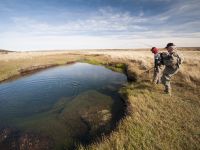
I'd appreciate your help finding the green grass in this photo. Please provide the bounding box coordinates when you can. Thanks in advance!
[78,79,200,150]
[81,58,103,66]
[81,58,126,73]
[106,63,126,73]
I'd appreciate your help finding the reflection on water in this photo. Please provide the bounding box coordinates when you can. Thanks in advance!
[0,63,127,149]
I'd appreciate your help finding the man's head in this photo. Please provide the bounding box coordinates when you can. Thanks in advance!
[165,43,176,53]
[151,47,158,54]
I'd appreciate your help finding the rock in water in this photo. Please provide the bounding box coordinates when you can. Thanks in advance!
[0,127,54,150]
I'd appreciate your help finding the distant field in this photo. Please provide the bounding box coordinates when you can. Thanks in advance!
[0,49,13,53]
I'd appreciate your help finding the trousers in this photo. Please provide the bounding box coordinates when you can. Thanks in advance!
[153,66,162,84]
[161,66,179,93]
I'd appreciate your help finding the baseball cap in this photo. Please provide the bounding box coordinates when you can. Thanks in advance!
[165,43,175,48]
[151,47,158,53]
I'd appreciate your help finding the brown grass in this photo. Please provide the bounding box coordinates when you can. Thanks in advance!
[0,51,85,82]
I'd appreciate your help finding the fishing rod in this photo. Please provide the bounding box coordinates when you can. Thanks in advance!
[138,42,154,48]
[139,67,154,76]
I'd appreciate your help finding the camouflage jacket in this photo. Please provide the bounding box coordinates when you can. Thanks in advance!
[154,53,162,68]
[162,51,183,69]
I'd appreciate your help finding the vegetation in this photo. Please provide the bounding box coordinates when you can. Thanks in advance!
[0,49,13,53]
[78,49,200,150]
[0,49,200,150]
[79,81,200,149]
[81,58,126,73]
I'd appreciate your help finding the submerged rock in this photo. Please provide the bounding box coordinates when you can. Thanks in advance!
[13,90,115,149]
[0,127,54,150]
[61,90,113,138]
[80,109,112,136]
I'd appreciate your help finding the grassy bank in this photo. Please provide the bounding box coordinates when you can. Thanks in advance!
[1,50,200,149]
[0,52,82,82]
[0,52,126,83]
[78,51,200,150]
[79,81,200,149]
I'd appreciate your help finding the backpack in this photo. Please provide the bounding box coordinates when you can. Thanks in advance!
[160,52,167,65]
[173,52,183,67]
[160,51,183,67]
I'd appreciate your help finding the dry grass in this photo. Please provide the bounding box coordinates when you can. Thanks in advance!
[83,48,200,85]
[1,48,200,150]
[78,48,200,150]
[79,81,200,150]
[0,51,85,82]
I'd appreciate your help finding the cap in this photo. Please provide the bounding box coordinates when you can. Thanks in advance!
[151,47,158,54]
[165,43,175,48]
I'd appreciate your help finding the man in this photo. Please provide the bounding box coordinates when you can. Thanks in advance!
[161,43,183,95]
[151,47,163,84]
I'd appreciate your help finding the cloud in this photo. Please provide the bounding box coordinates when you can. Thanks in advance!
[1,32,199,51]
[5,3,200,38]
[0,1,200,50]
[8,8,148,35]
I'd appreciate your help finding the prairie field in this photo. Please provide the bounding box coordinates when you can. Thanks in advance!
[0,48,200,150]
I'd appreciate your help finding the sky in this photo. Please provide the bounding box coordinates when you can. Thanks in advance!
[0,0,200,51]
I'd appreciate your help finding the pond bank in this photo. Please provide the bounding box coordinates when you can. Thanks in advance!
[0,56,133,150]
[2,51,199,150]
[0,54,136,121]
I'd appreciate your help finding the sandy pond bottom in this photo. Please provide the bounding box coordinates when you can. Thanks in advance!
[0,63,127,150]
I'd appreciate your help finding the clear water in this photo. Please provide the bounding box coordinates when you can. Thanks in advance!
[0,63,127,149]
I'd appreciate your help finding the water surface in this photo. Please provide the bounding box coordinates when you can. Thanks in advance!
[0,63,127,149]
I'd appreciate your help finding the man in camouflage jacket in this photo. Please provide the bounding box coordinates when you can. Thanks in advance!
[161,43,183,95]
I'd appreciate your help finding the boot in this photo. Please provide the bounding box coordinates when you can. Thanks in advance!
[164,88,172,96]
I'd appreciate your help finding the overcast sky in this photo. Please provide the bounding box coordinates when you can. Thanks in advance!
[0,0,200,51]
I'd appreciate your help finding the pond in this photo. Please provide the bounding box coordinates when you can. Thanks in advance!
[0,63,127,150]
